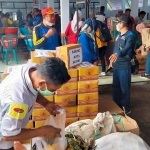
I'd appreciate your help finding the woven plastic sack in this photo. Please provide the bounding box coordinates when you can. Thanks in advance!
[95,132,150,150]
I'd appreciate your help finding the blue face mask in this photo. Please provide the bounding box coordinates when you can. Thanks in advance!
[37,82,54,96]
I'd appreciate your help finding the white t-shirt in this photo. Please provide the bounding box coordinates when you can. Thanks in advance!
[0,63,38,149]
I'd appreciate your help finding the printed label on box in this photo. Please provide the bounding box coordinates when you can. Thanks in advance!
[69,47,82,67]
[35,50,49,57]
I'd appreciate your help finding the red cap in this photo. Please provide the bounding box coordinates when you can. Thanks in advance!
[41,7,54,16]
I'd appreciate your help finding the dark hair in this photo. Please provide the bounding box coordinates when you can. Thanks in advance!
[125,8,131,12]
[100,6,105,11]
[26,13,32,19]
[38,57,71,85]
[5,13,10,18]
[139,11,146,16]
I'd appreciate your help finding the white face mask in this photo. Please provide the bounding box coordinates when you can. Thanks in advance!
[116,24,120,32]
[46,21,54,26]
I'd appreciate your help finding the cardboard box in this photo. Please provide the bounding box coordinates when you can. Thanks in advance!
[77,104,98,117]
[54,94,77,107]
[31,50,54,64]
[68,68,78,82]
[78,116,96,120]
[55,82,77,95]
[136,54,146,70]
[44,95,54,102]
[114,115,140,136]
[32,108,50,121]
[34,102,43,108]
[78,80,98,93]
[99,96,124,115]
[25,120,34,129]
[63,106,77,117]
[77,62,99,81]
[78,92,98,105]
[56,44,82,69]
[20,139,31,144]
[35,120,45,128]
[65,117,79,127]
[2,65,22,79]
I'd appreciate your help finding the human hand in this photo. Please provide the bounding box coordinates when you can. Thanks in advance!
[109,53,119,63]
[93,60,99,66]
[40,125,61,139]
[45,102,63,116]
[45,28,56,38]
[14,141,26,150]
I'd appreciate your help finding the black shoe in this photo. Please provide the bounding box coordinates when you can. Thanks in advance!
[140,73,150,79]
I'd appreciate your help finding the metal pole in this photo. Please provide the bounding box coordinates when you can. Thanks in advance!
[77,2,79,37]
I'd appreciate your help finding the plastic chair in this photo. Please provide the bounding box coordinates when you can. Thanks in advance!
[24,35,35,59]
[1,34,18,65]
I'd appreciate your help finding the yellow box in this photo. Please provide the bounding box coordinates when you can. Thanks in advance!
[32,108,50,121]
[68,68,78,82]
[44,95,54,102]
[34,102,43,108]
[77,104,98,117]
[77,62,99,81]
[78,92,99,105]
[31,50,54,64]
[54,94,77,107]
[78,80,98,93]
[20,139,31,144]
[63,106,77,118]
[56,44,82,69]
[55,82,77,95]
[65,117,78,127]
[25,120,34,129]
[35,120,45,128]
[79,116,96,120]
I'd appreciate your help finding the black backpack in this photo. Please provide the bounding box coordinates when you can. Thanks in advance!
[97,21,112,42]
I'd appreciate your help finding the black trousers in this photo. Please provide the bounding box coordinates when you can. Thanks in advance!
[99,46,106,72]
[0,147,14,150]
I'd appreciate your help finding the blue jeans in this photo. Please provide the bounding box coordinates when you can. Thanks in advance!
[146,52,150,75]
[113,68,131,111]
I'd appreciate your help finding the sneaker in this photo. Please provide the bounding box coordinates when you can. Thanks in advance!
[140,73,150,79]
[99,72,106,76]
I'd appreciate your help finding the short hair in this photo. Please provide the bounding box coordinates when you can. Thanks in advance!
[100,6,105,11]
[38,57,71,85]
[125,8,131,12]
[139,11,146,15]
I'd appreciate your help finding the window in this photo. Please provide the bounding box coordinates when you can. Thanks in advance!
[14,3,26,8]
[2,3,13,8]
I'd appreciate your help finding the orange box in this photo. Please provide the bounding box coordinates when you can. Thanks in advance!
[55,82,77,95]
[63,106,77,118]
[78,80,98,93]
[25,120,34,129]
[65,117,78,127]
[54,94,77,107]
[31,50,54,64]
[78,116,96,120]
[77,104,98,117]
[78,92,98,105]
[32,108,50,121]
[68,68,78,82]
[35,120,45,128]
[56,44,82,69]
[77,62,99,81]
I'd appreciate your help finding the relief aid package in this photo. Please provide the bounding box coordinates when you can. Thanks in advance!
[32,109,67,150]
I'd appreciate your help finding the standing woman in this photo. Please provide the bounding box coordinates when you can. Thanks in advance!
[65,10,83,44]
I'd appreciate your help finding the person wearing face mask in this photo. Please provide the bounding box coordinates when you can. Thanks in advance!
[33,7,62,50]
[0,57,71,150]
[109,15,136,115]
[78,18,99,65]
[134,11,146,27]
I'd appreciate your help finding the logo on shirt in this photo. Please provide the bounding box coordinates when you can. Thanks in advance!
[9,103,28,119]
[13,108,24,113]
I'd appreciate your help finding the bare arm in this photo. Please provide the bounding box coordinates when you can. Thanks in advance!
[2,128,43,141]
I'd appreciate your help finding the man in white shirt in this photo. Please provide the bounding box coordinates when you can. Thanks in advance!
[0,57,71,150]
[134,11,146,26]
